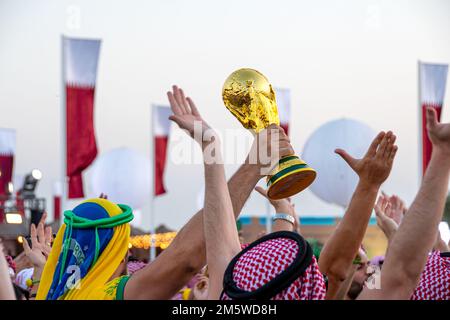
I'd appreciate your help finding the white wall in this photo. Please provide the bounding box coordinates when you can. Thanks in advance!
[1,0,449,230]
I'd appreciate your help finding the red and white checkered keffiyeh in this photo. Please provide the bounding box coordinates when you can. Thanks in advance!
[411,251,450,300]
[222,237,326,300]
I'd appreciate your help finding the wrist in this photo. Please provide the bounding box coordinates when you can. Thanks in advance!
[241,161,263,181]
[275,206,294,215]
[357,179,381,193]
[430,148,450,169]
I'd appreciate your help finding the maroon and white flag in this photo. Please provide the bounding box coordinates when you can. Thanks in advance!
[153,105,171,196]
[0,129,15,223]
[275,88,291,136]
[419,62,448,174]
[0,129,15,196]
[63,37,101,198]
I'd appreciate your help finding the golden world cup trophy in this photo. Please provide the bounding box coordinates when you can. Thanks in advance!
[222,68,316,200]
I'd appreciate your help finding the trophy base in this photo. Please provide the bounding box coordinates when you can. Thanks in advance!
[266,155,316,200]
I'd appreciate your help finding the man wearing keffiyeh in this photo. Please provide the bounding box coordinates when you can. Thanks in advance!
[167,84,328,300]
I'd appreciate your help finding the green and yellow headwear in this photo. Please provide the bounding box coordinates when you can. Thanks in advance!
[37,198,133,300]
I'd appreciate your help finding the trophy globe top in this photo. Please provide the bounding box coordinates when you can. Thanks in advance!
[222,68,280,133]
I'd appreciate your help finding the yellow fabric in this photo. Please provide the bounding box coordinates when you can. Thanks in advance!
[181,288,192,300]
[36,198,131,300]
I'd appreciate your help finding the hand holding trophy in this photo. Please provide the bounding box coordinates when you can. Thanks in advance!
[222,68,316,200]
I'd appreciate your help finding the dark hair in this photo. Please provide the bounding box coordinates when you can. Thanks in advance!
[13,283,30,300]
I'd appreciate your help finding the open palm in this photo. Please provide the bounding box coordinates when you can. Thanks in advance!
[335,131,398,187]
[22,212,52,268]
[426,107,450,154]
[167,85,210,143]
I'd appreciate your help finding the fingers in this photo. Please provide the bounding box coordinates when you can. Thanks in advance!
[178,87,192,114]
[389,145,398,163]
[172,85,190,114]
[30,224,40,250]
[376,131,392,158]
[186,97,200,116]
[39,212,47,226]
[22,236,31,254]
[37,221,45,245]
[255,186,269,199]
[335,148,356,169]
[426,107,439,131]
[383,133,396,158]
[167,91,183,115]
[168,115,183,128]
[365,131,385,157]
[279,141,295,158]
[44,226,52,245]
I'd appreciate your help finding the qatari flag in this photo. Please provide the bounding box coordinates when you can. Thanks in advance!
[0,129,15,195]
[419,62,448,174]
[63,37,101,198]
[153,105,172,196]
[0,129,15,223]
[275,88,291,136]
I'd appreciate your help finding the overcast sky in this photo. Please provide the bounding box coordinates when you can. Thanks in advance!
[1,0,450,230]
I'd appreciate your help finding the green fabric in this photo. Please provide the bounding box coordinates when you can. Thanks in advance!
[115,275,131,300]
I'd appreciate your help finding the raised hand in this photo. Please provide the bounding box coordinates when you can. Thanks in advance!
[167,85,212,145]
[246,124,294,176]
[374,194,399,241]
[22,212,52,269]
[192,275,209,300]
[426,107,450,155]
[255,186,294,214]
[255,186,299,232]
[335,131,397,187]
[382,192,406,225]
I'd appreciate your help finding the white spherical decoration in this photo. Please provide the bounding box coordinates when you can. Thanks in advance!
[302,119,376,208]
[89,148,151,210]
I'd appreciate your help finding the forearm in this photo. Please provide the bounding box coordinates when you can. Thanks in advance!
[381,150,450,296]
[29,267,43,299]
[204,156,241,299]
[0,253,15,300]
[332,264,357,300]
[319,180,378,282]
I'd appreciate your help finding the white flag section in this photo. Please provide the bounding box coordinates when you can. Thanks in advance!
[419,62,448,174]
[274,88,291,135]
[64,37,101,87]
[420,63,448,105]
[153,105,172,196]
[0,128,16,196]
[63,37,101,198]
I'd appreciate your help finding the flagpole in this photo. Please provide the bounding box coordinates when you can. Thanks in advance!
[60,35,67,222]
[150,104,156,261]
[265,198,272,233]
[418,60,422,187]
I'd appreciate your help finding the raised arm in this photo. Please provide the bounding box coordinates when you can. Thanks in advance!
[202,131,241,299]
[125,86,293,299]
[359,107,450,299]
[0,239,15,300]
[318,131,397,299]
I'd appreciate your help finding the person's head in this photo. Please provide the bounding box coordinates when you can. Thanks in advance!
[221,231,326,300]
[347,247,370,300]
[36,198,133,300]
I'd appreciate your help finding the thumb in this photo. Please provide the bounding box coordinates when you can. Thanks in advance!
[22,237,31,253]
[426,107,439,131]
[169,115,183,128]
[335,149,356,168]
[255,186,268,198]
